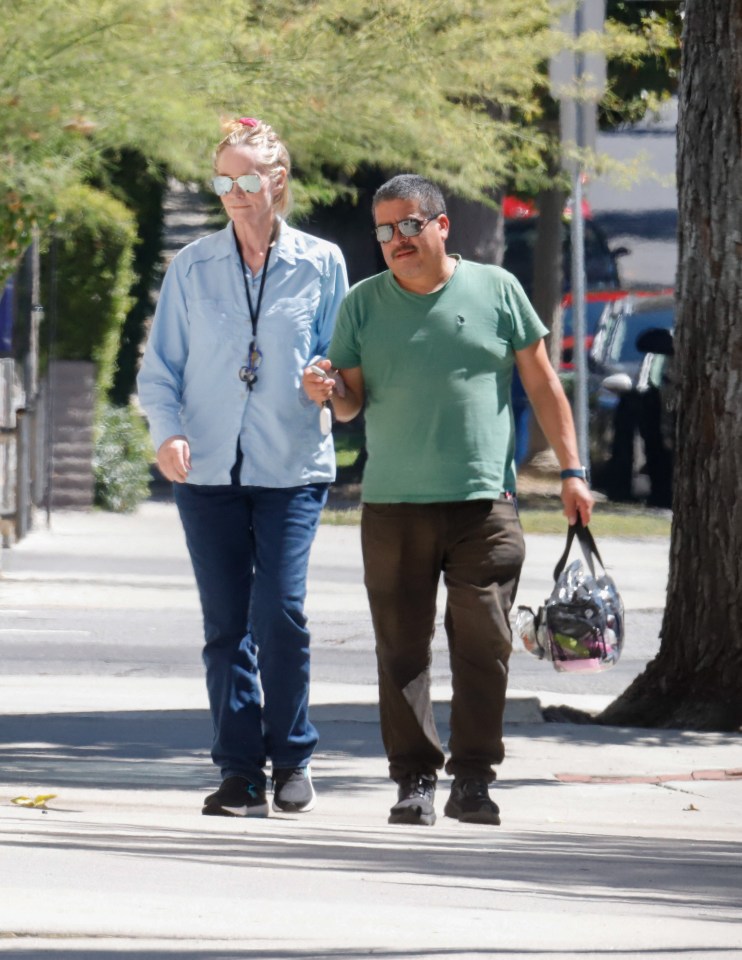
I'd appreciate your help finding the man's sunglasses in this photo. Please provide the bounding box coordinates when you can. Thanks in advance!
[212,174,262,197]
[374,213,444,244]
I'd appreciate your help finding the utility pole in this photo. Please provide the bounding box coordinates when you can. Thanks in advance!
[549,0,606,475]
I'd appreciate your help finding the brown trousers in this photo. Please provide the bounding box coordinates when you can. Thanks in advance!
[361,499,525,783]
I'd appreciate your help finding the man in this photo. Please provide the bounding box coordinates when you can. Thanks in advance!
[303,174,593,827]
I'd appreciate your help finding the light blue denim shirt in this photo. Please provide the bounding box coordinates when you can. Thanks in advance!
[137,219,348,487]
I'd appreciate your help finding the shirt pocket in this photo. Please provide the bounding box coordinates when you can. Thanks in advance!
[188,299,249,348]
[260,296,318,355]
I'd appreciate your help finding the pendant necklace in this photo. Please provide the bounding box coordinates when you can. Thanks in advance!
[236,220,278,390]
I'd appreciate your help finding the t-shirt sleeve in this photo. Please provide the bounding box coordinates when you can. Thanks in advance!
[501,273,549,350]
[312,244,349,358]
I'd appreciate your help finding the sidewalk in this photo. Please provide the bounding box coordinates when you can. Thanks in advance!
[0,503,740,959]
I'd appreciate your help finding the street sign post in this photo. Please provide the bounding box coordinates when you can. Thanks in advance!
[549,0,606,476]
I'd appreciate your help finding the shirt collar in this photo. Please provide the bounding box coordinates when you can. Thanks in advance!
[271,218,298,265]
[215,218,298,266]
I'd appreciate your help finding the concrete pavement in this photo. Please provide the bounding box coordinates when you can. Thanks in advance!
[0,502,740,959]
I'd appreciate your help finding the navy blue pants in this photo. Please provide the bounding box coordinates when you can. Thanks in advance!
[174,482,328,788]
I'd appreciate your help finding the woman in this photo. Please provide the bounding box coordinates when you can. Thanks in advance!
[137,117,348,817]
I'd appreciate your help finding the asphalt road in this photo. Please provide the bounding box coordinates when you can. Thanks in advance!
[0,604,663,693]
[0,511,669,701]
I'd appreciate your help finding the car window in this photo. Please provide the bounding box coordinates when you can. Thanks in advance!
[589,302,623,362]
[562,298,616,339]
[503,217,621,294]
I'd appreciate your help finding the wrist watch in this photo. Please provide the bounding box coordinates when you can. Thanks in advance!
[560,467,587,481]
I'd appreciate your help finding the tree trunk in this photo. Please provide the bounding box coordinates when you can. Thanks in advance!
[599,0,742,731]
[444,192,505,265]
[526,184,567,459]
[530,186,566,370]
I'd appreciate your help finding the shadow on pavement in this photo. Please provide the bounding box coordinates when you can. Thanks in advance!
[0,702,736,792]
[1,819,740,920]
[3,705,742,955]
[0,705,387,791]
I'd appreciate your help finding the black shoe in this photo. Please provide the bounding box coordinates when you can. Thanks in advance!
[272,766,316,813]
[444,778,501,825]
[388,774,437,826]
[202,776,268,817]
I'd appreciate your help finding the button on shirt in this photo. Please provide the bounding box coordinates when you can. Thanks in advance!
[137,220,348,487]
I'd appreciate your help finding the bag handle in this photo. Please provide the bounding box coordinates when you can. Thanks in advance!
[552,517,606,582]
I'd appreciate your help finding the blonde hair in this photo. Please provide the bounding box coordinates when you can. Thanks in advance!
[215,117,292,216]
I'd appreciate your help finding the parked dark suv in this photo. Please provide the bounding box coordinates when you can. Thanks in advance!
[588,294,675,506]
[502,216,628,298]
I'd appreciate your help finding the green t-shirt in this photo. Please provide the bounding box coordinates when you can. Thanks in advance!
[329,258,548,503]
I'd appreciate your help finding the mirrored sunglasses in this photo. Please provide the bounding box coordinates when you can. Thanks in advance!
[212,174,262,197]
[374,213,443,244]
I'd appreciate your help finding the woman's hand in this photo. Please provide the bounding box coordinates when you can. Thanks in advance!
[157,435,191,483]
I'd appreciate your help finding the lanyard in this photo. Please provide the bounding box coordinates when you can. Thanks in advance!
[236,222,277,339]
[235,222,278,389]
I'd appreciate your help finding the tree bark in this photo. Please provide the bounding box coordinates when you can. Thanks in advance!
[526,185,567,459]
[444,192,505,266]
[599,0,742,731]
[530,186,566,370]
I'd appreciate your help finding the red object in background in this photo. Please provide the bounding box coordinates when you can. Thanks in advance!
[561,289,636,310]
[502,195,538,219]
[503,195,592,220]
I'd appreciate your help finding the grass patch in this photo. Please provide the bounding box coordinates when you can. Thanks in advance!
[520,506,671,537]
[322,500,671,537]
[334,433,363,469]
[322,506,362,525]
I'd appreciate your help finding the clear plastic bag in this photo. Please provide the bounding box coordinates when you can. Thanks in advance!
[516,523,624,673]
[514,605,551,660]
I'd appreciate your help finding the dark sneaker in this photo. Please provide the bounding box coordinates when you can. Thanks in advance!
[388,774,436,826]
[202,776,268,817]
[444,778,501,825]
[272,766,316,813]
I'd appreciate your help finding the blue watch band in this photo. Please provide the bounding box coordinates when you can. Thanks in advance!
[560,467,587,481]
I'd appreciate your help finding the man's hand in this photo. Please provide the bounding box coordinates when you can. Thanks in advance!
[157,435,191,483]
[302,358,341,407]
[561,477,595,527]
